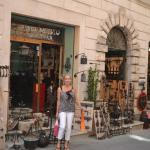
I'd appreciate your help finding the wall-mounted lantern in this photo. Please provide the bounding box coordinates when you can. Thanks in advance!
[80,55,87,64]
[75,53,87,64]
[81,72,86,82]
[74,70,88,82]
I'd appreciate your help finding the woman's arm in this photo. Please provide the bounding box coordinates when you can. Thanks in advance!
[56,87,61,118]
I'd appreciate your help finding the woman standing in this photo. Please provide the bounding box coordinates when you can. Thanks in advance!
[55,74,81,150]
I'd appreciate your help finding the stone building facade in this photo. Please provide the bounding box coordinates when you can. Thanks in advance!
[0,0,150,148]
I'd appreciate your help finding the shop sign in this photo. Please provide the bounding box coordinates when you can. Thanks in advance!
[11,23,64,43]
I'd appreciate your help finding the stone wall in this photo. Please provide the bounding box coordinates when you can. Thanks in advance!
[6,0,150,111]
[0,0,11,149]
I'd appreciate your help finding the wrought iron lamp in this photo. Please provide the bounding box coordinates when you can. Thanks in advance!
[75,53,87,64]
[81,72,86,82]
[74,70,88,82]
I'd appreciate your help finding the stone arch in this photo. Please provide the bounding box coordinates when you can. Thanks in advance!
[97,7,140,83]
[106,26,127,50]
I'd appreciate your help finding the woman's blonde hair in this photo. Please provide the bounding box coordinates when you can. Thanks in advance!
[62,74,72,80]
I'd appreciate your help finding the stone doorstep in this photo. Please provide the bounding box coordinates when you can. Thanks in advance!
[71,121,144,136]
[71,130,88,136]
[130,121,144,132]
[17,121,143,138]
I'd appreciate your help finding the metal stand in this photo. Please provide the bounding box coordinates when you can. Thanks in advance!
[49,107,57,144]
[6,102,26,150]
[46,86,57,144]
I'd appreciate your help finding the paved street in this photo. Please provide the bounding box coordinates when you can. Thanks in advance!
[35,129,150,150]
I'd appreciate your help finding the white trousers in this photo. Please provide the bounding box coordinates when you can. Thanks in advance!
[57,112,74,141]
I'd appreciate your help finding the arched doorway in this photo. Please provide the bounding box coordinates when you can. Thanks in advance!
[98,8,140,132]
[104,26,132,124]
[106,26,127,81]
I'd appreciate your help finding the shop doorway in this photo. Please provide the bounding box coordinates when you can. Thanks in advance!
[10,41,63,112]
[9,14,66,114]
[104,26,129,121]
[9,14,76,118]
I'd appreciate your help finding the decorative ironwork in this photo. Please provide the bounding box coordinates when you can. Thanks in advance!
[64,57,71,73]
[74,70,88,82]
[106,57,124,75]
[80,55,87,64]
[75,53,87,64]
[0,65,9,77]
[105,50,126,80]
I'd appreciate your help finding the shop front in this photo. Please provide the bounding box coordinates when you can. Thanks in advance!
[1,14,77,149]
[9,14,76,112]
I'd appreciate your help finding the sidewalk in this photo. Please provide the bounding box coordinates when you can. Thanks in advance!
[6,129,150,150]
[36,129,150,150]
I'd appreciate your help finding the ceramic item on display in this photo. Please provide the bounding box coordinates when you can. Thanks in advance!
[96,119,99,127]
[24,137,39,150]
[7,118,18,131]
[95,111,98,118]
[38,131,49,148]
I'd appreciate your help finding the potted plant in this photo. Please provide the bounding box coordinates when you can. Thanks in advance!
[87,67,99,108]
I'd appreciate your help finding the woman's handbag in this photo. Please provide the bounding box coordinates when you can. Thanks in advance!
[53,119,59,137]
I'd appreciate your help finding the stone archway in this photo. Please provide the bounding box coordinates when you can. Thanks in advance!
[107,26,127,50]
[97,7,140,83]
[106,26,127,81]
[97,7,140,114]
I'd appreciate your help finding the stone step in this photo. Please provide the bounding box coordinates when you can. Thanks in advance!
[147,101,150,110]
[130,121,144,132]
